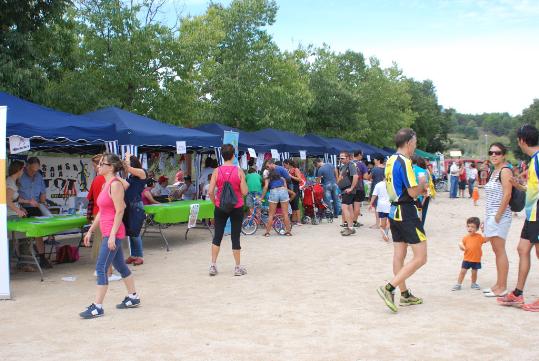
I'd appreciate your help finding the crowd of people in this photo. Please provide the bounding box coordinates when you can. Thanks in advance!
[6,124,539,318]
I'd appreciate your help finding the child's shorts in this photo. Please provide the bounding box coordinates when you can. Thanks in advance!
[462,261,481,270]
[378,212,389,219]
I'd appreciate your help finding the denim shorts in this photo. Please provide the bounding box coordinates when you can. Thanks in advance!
[269,187,289,203]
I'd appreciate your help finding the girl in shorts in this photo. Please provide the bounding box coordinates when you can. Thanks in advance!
[370,180,391,242]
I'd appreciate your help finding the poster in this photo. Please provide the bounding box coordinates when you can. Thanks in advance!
[271,149,279,159]
[223,131,239,166]
[248,148,257,158]
[38,156,94,209]
[188,203,200,228]
[176,141,187,154]
[299,150,307,160]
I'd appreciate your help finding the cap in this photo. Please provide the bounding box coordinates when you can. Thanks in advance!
[158,175,168,183]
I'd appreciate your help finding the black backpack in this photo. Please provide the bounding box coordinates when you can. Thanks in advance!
[219,167,238,212]
[491,167,526,212]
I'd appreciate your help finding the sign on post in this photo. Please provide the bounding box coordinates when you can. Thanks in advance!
[188,203,200,229]
[247,148,257,158]
[271,149,279,159]
[8,135,30,154]
[299,150,307,160]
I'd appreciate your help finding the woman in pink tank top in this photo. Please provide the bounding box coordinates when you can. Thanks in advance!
[207,144,248,277]
[79,153,140,319]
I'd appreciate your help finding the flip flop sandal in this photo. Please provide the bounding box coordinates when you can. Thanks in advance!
[484,290,508,297]
[263,232,270,237]
[284,232,292,236]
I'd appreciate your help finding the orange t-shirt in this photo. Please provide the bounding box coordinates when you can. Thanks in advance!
[463,233,486,262]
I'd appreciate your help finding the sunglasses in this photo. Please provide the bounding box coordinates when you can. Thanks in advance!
[488,151,503,156]
[99,162,112,167]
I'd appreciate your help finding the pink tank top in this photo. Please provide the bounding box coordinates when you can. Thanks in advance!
[96,178,126,238]
[215,166,244,208]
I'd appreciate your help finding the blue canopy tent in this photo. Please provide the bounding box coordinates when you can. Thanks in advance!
[251,128,328,155]
[194,123,284,152]
[83,107,220,149]
[2,92,116,152]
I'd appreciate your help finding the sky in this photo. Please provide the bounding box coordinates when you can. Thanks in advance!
[170,0,539,115]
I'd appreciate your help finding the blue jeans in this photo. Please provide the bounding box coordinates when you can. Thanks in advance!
[129,236,143,257]
[96,236,131,286]
[450,176,458,198]
[323,182,341,216]
[468,179,475,197]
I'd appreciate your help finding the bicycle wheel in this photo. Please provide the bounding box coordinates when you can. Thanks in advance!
[273,217,286,235]
[241,217,258,235]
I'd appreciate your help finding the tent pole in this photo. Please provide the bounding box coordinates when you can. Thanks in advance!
[0,106,11,299]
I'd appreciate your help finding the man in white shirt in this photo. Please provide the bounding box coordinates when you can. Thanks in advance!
[178,176,197,200]
[449,162,459,199]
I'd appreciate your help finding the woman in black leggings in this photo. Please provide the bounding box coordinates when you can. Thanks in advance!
[207,144,248,277]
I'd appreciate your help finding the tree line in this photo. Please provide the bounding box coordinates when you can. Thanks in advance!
[2,0,535,154]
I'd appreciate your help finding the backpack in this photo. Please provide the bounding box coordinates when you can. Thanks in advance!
[491,167,526,212]
[56,245,80,263]
[219,167,239,213]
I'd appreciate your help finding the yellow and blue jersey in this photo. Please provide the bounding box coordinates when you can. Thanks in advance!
[525,151,539,221]
[385,153,419,222]
[385,153,418,204]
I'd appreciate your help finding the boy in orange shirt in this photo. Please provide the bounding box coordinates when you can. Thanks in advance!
[452,217,488,291]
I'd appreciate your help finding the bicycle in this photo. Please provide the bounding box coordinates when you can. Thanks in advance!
[241,200,291,235]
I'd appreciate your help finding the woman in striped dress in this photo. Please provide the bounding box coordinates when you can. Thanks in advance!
[482,142,512,297]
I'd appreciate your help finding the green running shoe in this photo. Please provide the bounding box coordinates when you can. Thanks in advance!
[400,290,423,306]
[377,286,398,313]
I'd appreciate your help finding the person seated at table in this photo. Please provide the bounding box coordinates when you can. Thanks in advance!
[142,179,160,205]
[151,175,171,202]
[6,160,29,219]
[17,156,53,269]
[177,176,197,200]
[173,169,184,187]
[202,173,212,200]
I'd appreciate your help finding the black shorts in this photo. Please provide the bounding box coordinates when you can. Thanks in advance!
[458,181,467,190]
[354,189,365,203]
[462,261,481,270]
[520,220,539,243]
[341,192,355,205]
[290,185,300,211]
[389,204,426,244]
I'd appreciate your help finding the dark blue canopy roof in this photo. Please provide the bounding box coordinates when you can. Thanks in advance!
[2,92,116,144]
[83,107,220,148]
[250,128,327,155]
[195,123,283,152]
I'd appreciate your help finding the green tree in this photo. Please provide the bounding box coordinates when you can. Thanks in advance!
[0,0,74,102]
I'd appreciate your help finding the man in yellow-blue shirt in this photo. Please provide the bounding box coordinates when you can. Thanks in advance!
[498,124,539,311]
[377,128,428,313]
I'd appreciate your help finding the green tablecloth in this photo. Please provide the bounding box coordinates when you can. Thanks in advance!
[144,200,215,224]
[7,215,88,238]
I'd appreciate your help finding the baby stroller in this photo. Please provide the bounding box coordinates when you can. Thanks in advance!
[302,182,334,225]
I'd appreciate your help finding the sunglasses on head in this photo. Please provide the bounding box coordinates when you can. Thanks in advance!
[488,151,503,156]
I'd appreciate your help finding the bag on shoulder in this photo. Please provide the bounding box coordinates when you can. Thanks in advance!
[492,167,526,212]
[338,163,353,191]
[56,245,80,263]
[219,167,238,213]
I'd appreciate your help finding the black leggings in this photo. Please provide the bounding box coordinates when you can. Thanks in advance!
[212,207,243,250]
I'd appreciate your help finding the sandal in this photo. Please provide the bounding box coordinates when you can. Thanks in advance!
[263,232,270,237]
[284,231,292,236]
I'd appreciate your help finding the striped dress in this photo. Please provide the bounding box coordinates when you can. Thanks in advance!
[484,169,511,218]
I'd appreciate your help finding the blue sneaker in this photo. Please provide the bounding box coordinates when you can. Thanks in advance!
[79,304,104,319]
[116,296,141,309]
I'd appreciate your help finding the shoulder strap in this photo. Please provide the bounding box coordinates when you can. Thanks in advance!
[498,166,512,182]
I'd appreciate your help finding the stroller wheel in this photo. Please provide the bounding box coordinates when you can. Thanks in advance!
[302,216,311,224]
[312,216,320,225]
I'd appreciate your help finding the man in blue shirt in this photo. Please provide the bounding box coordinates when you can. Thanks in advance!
[18,157,53,269]
[314,159,340,218]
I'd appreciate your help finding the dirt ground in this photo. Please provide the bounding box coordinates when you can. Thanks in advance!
[1,191,539,361]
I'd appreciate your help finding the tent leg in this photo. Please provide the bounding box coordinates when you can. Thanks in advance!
[160,225,170,252]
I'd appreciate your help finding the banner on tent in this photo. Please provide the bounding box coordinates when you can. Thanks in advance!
[38,156,94,208]
[8,135,30,154]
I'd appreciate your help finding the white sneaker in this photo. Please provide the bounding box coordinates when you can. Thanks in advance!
[108,274,122,282]
[93,270,97,277]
